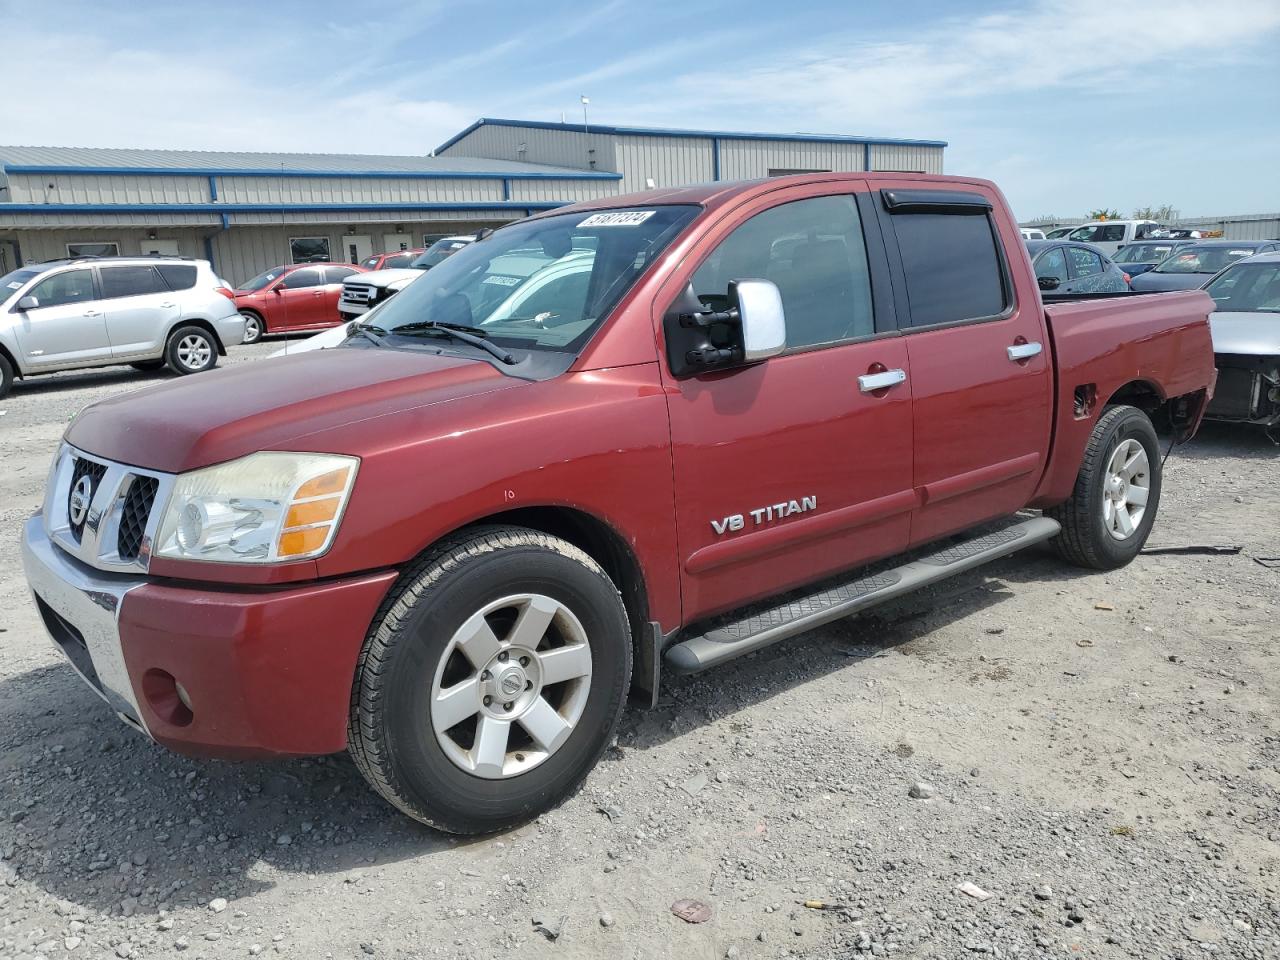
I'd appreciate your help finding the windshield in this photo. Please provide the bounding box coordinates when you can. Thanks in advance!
[1,267,42,295]
[370,205,700,354]
[1046,228,1072,239]
[1155,245,1258,275]
[1205,261,1280,313]
[410,238,472,270]
[1113,242,1181,264]
[239,267,288,291]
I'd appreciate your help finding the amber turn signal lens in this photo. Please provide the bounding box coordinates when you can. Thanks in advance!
[295,467,351,500]
[284,497,339,528]
[278,526,329,557]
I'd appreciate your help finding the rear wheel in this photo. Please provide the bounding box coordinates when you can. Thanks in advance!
[1046,404,1161,570]
[165,325,218,375]
[240,311,264,344]
[348,526,632,834]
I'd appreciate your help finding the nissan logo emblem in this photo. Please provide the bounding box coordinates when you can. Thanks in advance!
[500,673,523,697]
[68,475,93,526]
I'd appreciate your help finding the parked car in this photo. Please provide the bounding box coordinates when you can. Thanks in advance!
[1129,240,1280,293]
[1027,240,1130,294]
[338,235,477,320]
[1110,239,1194,277]
[1064,220,1162,255]
[1201,252,1280,429]
[1020,228,1046,241]
[359,249,426,271]
[0,256,243,398]
[1045,227,1075,239]
[21,173,1214,834]
[233,263,365,343]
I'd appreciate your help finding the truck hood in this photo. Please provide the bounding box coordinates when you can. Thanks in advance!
[65,348,521,473]
[1128,272,1209,293]
[345,268,424,289]
[1209,311,1280,357]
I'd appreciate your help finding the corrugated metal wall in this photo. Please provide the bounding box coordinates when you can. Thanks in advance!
[718,139,867,179]
[869,143,943,173]
[1175,214,1280,241]
[217,175,506,205]
[0,210,219,228]
[507,178,615,203]
[5,172,211,204]
[438,124,616,172]
[614,135,713,191]
[10,227,212,263]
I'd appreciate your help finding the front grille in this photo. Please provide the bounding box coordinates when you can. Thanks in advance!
[342,284,376,305]
[1208,365,1260,420]
[68,458,108,541]
[117,475,159,561]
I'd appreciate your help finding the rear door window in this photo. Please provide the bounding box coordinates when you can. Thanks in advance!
[156,264,197,290]
[99,265,167,299]
[1035,247,1068,281]
[889,210,1008,327]
[1066,248,1103,278]
[29,269,97,308]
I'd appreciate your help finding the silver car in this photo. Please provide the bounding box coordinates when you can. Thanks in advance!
[0,257,244,398]
[1202,251,1280,430]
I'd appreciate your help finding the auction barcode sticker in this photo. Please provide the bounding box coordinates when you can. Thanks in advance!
[579,211,655,227]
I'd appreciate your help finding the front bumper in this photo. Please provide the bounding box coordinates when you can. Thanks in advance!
[22,515,397,758]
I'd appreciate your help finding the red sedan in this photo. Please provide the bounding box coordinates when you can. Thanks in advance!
[233,263,366,343]
[359,249,425,271]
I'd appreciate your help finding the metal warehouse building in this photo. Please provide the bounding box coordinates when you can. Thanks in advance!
[0,117,947,287]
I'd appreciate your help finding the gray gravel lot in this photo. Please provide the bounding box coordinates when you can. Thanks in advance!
[1,340,1278,959]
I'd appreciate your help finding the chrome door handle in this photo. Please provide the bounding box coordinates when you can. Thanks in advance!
[83,310,103,317]
[858,368,907,393]
[159,302,175,308]
[1007,341,1043,361]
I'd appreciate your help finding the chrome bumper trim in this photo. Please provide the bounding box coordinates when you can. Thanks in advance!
[21,515,151,736]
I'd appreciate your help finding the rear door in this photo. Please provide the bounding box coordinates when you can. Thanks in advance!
[873,183,1053,546]
[12,268,111,368]
[98,264,178,357]
[322,266,360,324]
[659,183,915,622]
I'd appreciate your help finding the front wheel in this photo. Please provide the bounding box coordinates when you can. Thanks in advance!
[165,325,218,375]
[348,526,632,834]
[1046,404,1162,570]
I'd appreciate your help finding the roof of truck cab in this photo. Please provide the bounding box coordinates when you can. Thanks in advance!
[530,172,1001,219]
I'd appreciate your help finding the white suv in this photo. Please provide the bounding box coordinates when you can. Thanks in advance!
[0,257,245,398]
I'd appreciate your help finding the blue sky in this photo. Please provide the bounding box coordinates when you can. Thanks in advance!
[3,0,1278,220]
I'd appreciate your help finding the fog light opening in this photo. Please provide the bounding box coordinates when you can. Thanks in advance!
[142,669,194,727]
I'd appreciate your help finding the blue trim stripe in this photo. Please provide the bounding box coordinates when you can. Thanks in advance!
[207,175,217,200]
[502,178,511,200]
[0,164,621,181]
[0,201,569,215]
[711,138,720,181]
[435,117,948,154]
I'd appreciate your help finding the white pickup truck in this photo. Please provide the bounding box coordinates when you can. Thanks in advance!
[338,236,476,320]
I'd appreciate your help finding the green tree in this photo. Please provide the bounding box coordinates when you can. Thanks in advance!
[1087,208,1123,221]
[1132,204,1178,221]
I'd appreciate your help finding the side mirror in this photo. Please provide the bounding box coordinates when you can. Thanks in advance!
[1037,276,1061,291]
[16,295,38,311]
[662,278,787,378]
[273,285,285,294]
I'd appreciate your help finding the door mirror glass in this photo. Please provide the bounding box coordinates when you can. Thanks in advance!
[1037,276,1061,291]
[16,295,39,310]
[733,279,786,362]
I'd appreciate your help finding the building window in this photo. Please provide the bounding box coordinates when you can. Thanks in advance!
[66,241,119,258]
[289,237,331,264]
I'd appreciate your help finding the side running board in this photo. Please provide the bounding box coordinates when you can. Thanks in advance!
[664,516,1061,674]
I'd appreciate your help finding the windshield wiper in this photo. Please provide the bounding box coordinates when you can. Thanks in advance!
[386,321,516,365]
[349,322,386,346]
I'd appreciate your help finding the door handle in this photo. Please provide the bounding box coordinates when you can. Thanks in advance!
[1007,341,1043,362]
[858,368,907,393]
[159,302,175,308]
[83,310,103,317]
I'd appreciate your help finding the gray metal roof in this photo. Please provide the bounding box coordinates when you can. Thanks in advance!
[0,145,616,178]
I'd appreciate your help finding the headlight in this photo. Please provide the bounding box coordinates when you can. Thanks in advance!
[154,452,358,564]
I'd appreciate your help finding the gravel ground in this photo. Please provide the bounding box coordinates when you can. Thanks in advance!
[1,341,1278,960]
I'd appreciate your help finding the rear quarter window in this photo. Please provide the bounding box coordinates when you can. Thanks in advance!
[890,211,1009,327]
[156,264,197,291]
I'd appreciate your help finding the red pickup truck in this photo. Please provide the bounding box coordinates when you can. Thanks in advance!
[21,173,1214,834]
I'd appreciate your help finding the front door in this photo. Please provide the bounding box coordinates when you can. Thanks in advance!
[13,268,112,368]
[273,266,328,330]
[341,235,373,265]
[873,182,1053,545]
[659,185,915,622]
[98,263,179,357]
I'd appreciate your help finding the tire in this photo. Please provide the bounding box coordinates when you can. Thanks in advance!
[1046,404,1162,570]
[165,325,218,375]
[240,311,264,344]
[0,353,13,399]
[348,525,632,834]
[130,359,166,372]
